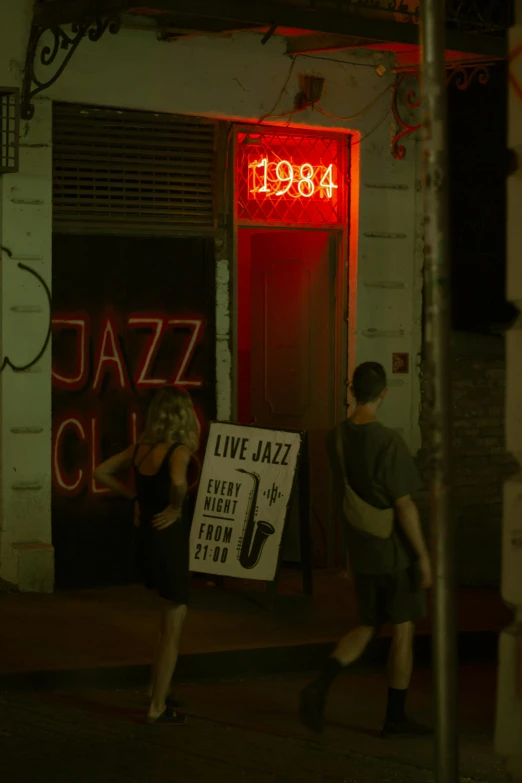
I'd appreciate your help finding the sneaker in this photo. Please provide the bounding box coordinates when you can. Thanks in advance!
[299,682,326,734]
[381,717,433,739]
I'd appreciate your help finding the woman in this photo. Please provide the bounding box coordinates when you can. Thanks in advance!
[94,386,199,725]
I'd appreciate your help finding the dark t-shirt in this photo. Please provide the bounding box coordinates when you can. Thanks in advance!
[327,419,422,575]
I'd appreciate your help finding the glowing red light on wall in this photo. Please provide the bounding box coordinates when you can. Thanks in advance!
[53,417,86,494]
[236,130,346,226]
[51,317,89,391]
[93,316,127,391]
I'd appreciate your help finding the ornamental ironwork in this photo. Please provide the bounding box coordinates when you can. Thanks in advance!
[21,16,121,120]
[391,74,422,161]
[391,63,492,160]
[276,0,510,32]
[331,0,419,19]
[445,0,513,33]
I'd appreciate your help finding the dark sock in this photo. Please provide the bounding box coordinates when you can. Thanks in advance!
[386,687,407,723]
[313,657,344,694]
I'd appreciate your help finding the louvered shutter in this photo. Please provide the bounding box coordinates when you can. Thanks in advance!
[52,103,217,235]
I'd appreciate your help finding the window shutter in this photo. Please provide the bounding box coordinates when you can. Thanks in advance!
[53,103,217,235]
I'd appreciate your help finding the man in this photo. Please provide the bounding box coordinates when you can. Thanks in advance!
[299,361,433,739]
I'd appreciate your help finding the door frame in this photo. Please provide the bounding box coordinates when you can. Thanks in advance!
[230,124,354,567]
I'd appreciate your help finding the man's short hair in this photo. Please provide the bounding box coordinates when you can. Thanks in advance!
[352,362,387,404]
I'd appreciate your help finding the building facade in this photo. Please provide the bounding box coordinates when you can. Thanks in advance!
[495,1,522,778]
[0,0,507,591]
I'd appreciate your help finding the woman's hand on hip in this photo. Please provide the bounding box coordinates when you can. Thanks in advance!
[152,504,181,530]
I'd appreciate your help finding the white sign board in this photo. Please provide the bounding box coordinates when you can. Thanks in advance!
[189,422,303,582]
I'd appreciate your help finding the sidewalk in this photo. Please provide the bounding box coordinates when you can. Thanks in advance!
[0,664,506,783]
[0,571,512,690]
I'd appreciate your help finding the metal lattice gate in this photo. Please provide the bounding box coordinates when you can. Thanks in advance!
[0,88,20,175]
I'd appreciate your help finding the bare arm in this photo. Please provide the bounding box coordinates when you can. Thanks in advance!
[395,495,429,558]
[93,446,136,501]
[169,445,191,510]
[395,495,432,589]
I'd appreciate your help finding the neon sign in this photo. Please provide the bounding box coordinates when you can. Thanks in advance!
[236,130,345,226]
[52,309,206,497]
[52,410,140,496]
[51,314,204,391]
[249,157,338,200]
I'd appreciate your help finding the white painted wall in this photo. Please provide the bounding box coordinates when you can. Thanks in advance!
[1,4,423,588]
[1,0,53,589]
[0,100,54,591]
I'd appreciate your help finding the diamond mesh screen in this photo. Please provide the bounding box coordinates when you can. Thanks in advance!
[236,130,346,226]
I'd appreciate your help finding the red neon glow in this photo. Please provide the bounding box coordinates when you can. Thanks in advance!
[131,411,138,445]
[51,318,89,391]
[128,317,167,388]
[236,130,345,226]
[250,157,337,200]
[93,316,127,391]
[52,412,145,497]
[167,319,203,387]
[53,417,86,494]
[52,308,207,498]
[90,417,110,495]
[53,312,205,391]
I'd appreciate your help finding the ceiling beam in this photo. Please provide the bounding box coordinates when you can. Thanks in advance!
[35,0,507,59]
[34,1,130,25]
[286,33,381,56]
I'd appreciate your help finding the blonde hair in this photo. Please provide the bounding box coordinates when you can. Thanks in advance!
[141,387,200,452]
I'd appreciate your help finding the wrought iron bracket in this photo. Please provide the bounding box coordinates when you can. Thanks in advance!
[391,73,422,161]
[20,16,121,121]
[391,63,491,160]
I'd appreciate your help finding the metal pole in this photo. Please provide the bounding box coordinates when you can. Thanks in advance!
[419,2,459,782]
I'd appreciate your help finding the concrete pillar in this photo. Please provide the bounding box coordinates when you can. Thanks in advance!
[0,99,54,592]
[495,2,522,778]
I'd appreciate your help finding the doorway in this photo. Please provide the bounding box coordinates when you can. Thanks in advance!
[237,228,339,568]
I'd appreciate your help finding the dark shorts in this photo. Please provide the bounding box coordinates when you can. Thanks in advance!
[354,568,427,627]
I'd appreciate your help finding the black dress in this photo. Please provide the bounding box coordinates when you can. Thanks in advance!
[134,442,191,604]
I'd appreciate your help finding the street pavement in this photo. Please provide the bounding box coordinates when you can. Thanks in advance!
[0,663,508,783]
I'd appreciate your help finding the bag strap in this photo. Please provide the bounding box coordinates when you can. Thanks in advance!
[334,423,394,539]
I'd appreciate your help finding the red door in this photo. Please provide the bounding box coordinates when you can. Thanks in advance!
[245,229,336,567]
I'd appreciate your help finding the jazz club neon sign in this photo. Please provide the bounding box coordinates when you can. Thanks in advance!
[52,312,205,496]
[52,411,140,496]
[249,157,338,200]
[52,314,203,392]
[53,407,201,497]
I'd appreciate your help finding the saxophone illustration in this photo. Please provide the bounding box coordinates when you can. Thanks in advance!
[236,468,275,569]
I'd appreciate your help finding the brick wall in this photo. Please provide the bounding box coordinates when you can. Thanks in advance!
[416,332,518,587]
